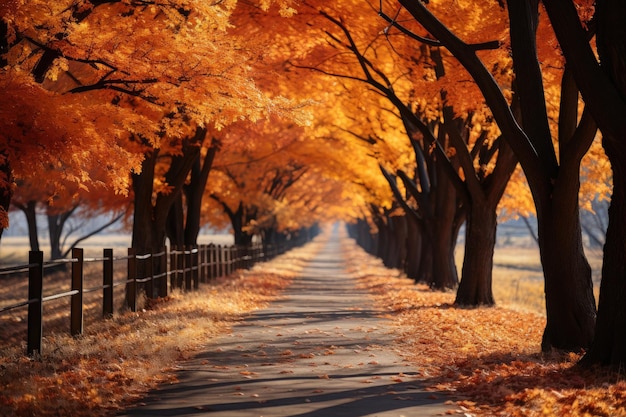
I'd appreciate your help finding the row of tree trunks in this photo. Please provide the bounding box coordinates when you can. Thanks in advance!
[348,201,460,292]
[394,0,597,352]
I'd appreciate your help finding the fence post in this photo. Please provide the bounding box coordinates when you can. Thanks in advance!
[217,245,223,278]
[200,245,207,283]
[223,245,228,277]
[206,245,211,280]
[223,246,229,276]
[145,251,154,299]
[27,251,44,356]
[169,246,176,291]
[192,246,199,290]
[238,246,244,270]
[227,246,233,275]
[70,248,84,337]
[177,247,185,290]
[103,249,113,319]
[159,247,168,298]
[209,244,216,280]
[127,248,137,312]
[255,244,260,266]
[183,245,191,291]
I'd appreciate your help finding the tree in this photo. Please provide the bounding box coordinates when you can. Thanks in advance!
[536,0,626,367]
[9,139,130,258]
[389,0,598,351]
[0,67,145,240]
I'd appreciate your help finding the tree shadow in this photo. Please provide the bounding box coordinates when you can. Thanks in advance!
[416,349,626,412]
[119,372,451,416]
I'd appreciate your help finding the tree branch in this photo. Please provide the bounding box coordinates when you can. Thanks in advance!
[62,212,125,258]
[379,165,421,222]
[378,9,500,51]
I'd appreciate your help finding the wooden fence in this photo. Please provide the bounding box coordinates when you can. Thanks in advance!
[0,238,304,356]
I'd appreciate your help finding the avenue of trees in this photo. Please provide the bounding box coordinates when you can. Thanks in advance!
[1,0,624,368]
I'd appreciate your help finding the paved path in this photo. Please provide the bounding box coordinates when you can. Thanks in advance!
[119,228,451,417]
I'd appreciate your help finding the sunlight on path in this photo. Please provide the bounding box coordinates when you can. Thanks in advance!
[119,225,452,417]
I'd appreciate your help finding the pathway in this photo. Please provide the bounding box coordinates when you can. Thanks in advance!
[119,227,451,417]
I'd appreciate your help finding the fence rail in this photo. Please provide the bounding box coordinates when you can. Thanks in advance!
[0,238,305,356]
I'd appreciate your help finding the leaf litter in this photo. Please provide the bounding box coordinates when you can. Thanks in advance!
[343,241,626,417]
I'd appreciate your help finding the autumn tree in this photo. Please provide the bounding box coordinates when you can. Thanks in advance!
[535,0,626,367]
[9,135,130,258]
[388,0,599,350]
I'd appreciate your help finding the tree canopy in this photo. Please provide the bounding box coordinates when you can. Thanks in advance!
[1,0,622,366]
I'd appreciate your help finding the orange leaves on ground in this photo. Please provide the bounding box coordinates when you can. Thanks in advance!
[344,241,626,416]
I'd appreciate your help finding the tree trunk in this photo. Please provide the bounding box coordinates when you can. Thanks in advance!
[429,169,460,290]
[394,215,408,271]
[46,208,76,260]
[454,137,517,306]
[131,152,162,253]
[581,151,626,367]
[231,203,254,247]
[455,203,496,305]
[0,19,8,68]
[405,215,422,281]
[47,214,62,260]
[16,201,40,252]
[381,214,406,270]
[166,193,185,247]
[375,216,389,262]
[578,0,626,367]
[183,141,218,246]
[130,152,165,305]
[538,173,596,351]
[0,152,12,240]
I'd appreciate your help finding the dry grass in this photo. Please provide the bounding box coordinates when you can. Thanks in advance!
[467,246,603,316]
[345,242,626,417]
[0,243,316,417]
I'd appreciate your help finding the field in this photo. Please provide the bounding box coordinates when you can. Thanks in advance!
[0,233,234,265]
